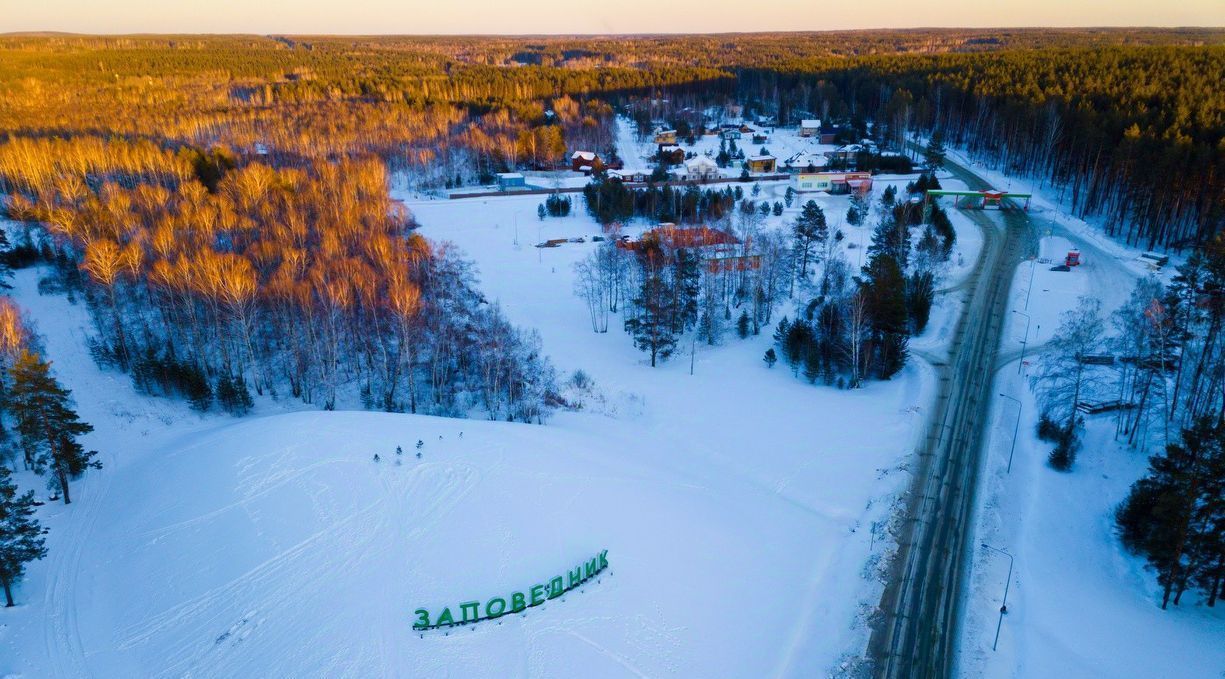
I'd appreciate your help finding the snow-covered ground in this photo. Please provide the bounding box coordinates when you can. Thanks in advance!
[1,177,967,676]
[614,116,843,179]
[958,231,1225,675]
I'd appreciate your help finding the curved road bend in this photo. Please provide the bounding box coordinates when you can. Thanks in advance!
[868,157,1037,678]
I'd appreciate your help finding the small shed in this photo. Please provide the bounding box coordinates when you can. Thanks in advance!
[497,172,526,191]
[747,155,777,173]
[800,119,821,137]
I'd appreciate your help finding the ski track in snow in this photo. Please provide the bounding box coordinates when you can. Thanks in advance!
[42,464,108,679]
[115,462,478,677]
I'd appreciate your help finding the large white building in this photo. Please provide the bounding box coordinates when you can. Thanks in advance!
[675,155,720,181]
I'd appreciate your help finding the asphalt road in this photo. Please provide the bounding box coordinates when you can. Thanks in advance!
[868,157,1037,678]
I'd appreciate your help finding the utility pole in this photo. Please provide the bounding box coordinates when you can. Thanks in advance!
[1013,309,1031,375]
[981,543,1014,652]
[1024,256,1036,310]
[998,393,1022,473]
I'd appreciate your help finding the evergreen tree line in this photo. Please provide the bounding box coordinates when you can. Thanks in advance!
[582,180,740,226]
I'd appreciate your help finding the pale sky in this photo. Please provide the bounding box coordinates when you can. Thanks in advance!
[3,0,1223,35]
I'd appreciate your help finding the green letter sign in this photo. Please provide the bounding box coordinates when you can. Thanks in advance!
[413,549,609,630]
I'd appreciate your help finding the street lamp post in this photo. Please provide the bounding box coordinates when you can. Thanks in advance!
[1024,256,1037,310]
[1013,310,1031,375]
[998,393,1022,473]
[981,543,1014,652]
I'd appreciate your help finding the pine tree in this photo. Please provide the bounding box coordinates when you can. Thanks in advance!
[1118,417,1225,608]
[923,131,947,172]
[0,230,14,291]
[736,310,751,339]
[624,264,678,367]
[8,351,98,504]
[773,316,791,344]
[847,193,867,226]
[0,466,46,607]
[861,252,909,379]
[763,347,777,368]
[216,373,253,415]
[906,271,936,333]
[673,249,701,332]
[792,201,827,280]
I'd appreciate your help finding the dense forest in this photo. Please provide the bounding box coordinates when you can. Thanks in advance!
[0,30,1221,420]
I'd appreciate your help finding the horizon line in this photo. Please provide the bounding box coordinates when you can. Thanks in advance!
[4,25,1225,40]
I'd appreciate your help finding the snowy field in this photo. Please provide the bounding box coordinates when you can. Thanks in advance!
[1,176,958,677]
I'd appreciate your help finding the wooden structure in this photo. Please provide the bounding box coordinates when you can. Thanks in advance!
[658,145,685,165]
[570,151,602,172]
[746,155,777,173]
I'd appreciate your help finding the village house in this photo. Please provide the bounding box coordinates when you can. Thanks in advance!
[653,128,678,145]
[675,154,720,181]
[658,145,686,165]
[746,154,777,173]
[618,224,760,272]
[799,119,821,137]
[751,132,768,145]
[720,128,741,140]
[819,124,842,145]
[782,151,826,172]
[570,151,602,172]
[793,171,873,195]
[608,169,648,183]
[825,144,866,168]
